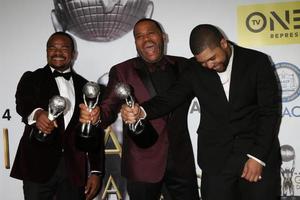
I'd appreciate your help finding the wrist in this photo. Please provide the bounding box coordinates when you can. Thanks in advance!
[92,117,101,127]
[90,171,103,177]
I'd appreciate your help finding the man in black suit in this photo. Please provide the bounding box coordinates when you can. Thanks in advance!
[121,24,282,200]
[10,32,104,200]
[79,18,200,200]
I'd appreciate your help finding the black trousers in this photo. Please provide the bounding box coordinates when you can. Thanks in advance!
[23,157,85,200]
[200,153,281,200]
[126,151,200,200]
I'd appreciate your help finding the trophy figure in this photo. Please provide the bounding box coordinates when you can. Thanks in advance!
[114,82,144,134]
[32,95,66,142]
[114,82,158,148]
[76,81,104,152]
[281,144,296,198]
[80,81,100,138]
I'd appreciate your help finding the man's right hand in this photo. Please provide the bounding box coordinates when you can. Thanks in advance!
[79,103,100,125]
[120,103,144,124]
[35,110,56,134]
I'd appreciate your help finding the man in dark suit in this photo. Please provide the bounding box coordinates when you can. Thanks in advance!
[79,18,200,200]
[121,24,282,200]
[10,32,104,200]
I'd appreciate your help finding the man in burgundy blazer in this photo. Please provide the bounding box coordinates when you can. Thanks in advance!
[10,32,104,200]
[80,19,199,200]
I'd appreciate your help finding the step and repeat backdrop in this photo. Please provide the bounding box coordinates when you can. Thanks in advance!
[1,0,300,199]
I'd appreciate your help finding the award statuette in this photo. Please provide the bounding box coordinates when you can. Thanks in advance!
[32,95,66,142]
[80,81,100,138]
[114,82,158,148]
[76,81,104,152]
[114,82,144,134]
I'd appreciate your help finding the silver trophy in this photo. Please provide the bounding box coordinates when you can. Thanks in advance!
[34,95,66,141]
[80,81,100,138]
[114,82,144,134]
[281,144,296,197]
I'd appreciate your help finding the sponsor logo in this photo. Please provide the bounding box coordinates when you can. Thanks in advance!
[237,2,300,46]
[276,62,300,103]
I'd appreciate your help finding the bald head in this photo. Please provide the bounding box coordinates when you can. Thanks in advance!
[189,24,224,55]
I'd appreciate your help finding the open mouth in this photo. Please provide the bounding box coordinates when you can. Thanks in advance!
[143,43,156,54]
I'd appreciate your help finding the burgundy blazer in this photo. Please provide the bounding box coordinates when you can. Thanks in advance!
[10,65,104,186]
[100,56,197,182]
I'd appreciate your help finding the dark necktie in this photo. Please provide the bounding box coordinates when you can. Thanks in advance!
[53,70,72,80]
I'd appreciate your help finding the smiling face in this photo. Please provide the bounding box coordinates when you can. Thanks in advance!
[47,34,74,72]
[194,39,230,72]
[133,20,165,63]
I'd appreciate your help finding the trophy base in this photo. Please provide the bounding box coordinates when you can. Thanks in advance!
[75,125,104,152]
[30,127,52,142]
[128,120,158,148]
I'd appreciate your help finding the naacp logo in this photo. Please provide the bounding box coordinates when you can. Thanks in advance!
[276,62,300,102]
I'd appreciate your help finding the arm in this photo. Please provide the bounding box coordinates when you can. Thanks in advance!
[99,66,127,128]
[242,54,280,182]
[121,68,194,123]
[85,129,105,200]
[250,54,280,162]
[142,69,194,119]
[16,71,56,134]
[16,71,43,122]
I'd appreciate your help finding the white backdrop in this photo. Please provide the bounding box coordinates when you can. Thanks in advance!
[1,0,300,199]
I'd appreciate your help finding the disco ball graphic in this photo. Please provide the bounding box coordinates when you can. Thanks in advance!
[51,0,154,42]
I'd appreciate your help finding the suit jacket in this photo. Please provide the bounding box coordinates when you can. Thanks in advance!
[10,65,104,186]
[100,56,197,182]
[143,44,281,175]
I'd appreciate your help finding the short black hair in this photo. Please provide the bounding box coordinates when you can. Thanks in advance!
[189,24,224,55]
[133,18,164,36]
[47,32,75,52]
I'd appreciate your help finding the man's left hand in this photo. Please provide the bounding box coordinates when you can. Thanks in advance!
[85,174,101,200]
[241,158,263,182]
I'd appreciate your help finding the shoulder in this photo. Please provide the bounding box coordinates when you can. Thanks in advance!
[109,57,138,73]
[113,57,137,68]
[233,44,269,61]
[165,55,190,72]
[19,66,49,82]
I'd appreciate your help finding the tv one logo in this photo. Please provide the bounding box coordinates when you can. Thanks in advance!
[246,10,300,33]
[237,2,300,46]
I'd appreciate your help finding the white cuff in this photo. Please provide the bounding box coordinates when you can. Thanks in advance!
[247,154,266,167]
[90,170,103,176]
[27,108,43,125]
[139,106,147,120]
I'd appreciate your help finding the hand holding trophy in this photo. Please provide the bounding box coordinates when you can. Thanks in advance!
[32,95,66,142]
[114,82,144,134]
[80,81,100,137]
[76,81,104,152]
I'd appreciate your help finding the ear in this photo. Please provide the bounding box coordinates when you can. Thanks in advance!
[220,38,228,49]
[162,33,168,43]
